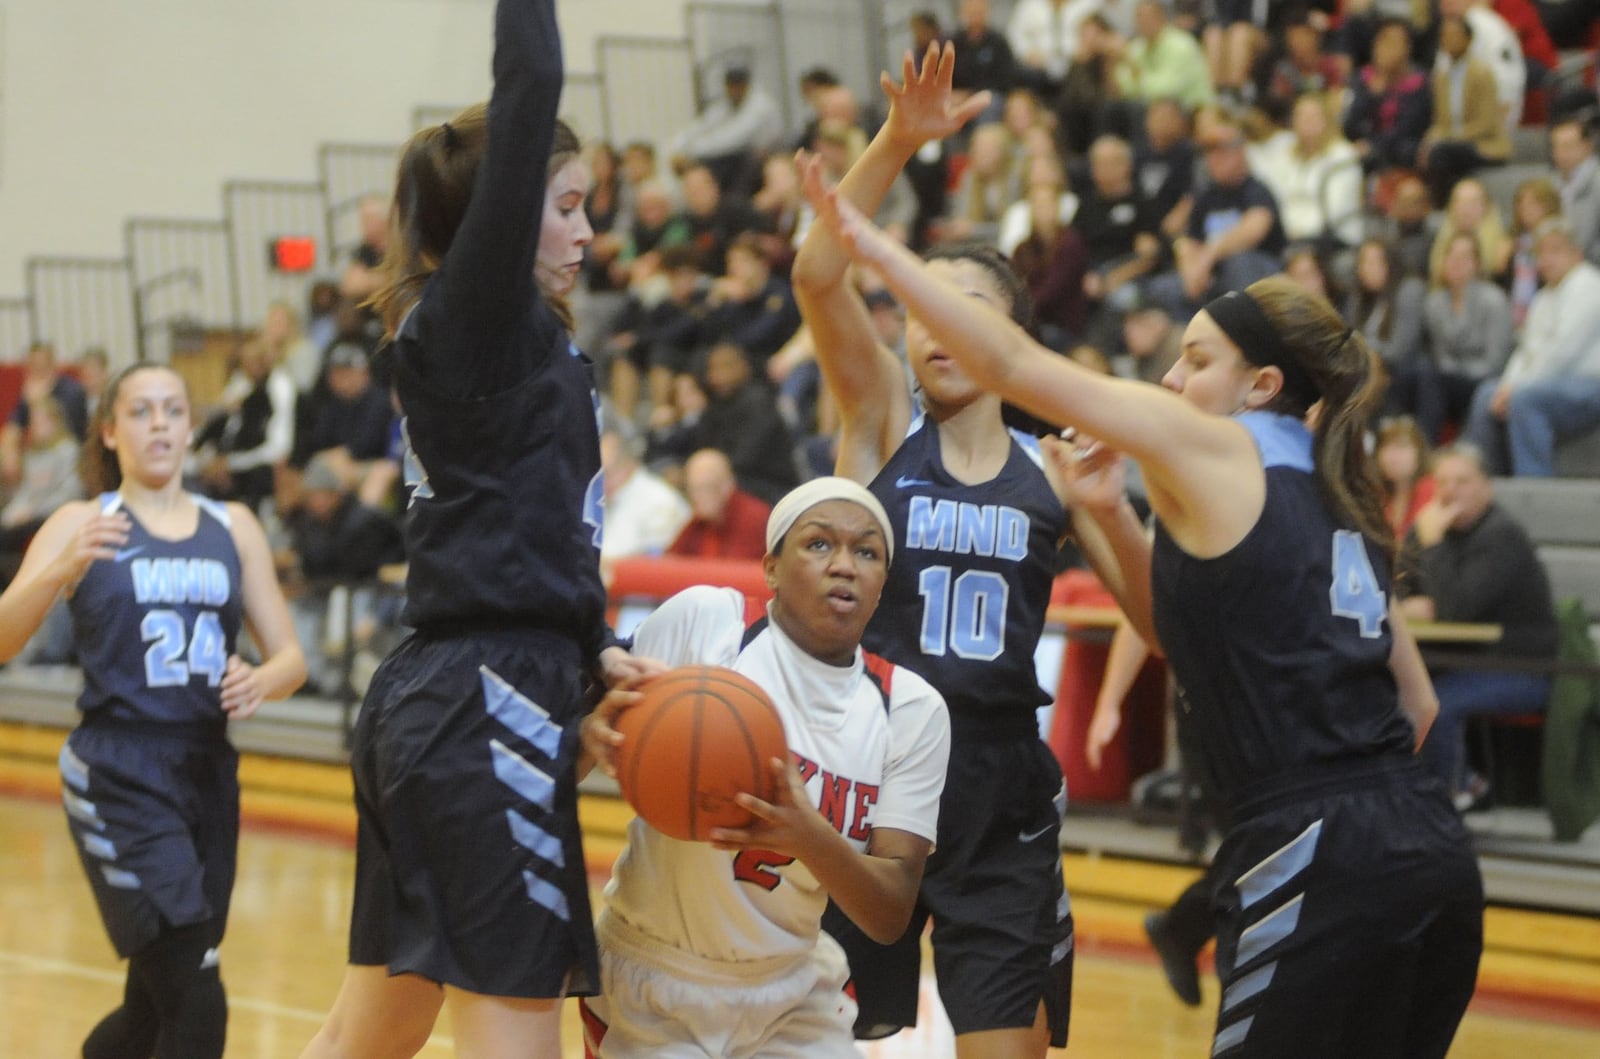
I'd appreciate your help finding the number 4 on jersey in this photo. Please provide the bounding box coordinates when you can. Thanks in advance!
[1329,530,1386,638]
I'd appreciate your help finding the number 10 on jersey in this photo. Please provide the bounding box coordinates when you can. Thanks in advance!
[917,565,1009,660]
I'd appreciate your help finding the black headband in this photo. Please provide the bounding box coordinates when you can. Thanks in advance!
[1203,290,1322,409]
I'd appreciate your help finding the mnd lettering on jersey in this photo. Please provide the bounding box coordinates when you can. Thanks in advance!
[904,495,1030,560]
[130,558,231,607]
[792,752,879,842]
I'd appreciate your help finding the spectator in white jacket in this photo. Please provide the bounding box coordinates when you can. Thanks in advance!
[1007,0,1102,100]
[1462,219,1600,475]
[1250,93,1364,249]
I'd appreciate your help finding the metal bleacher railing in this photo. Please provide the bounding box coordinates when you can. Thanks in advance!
[1,0,949,366]
[126,218,233,364]
[320,143,402,267]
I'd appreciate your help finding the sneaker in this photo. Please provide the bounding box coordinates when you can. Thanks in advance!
[1144,911,1202,1006]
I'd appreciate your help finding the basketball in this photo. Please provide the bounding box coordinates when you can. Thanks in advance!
[612,664,788,842]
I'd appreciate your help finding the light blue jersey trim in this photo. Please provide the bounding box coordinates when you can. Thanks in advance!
[1009,428,1047,471]
[1237,411,1313,473]
[192,493,232,529]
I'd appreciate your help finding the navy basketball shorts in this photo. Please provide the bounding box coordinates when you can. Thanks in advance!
[826,723,1073,1045]
[347,625,600,998]
[58,720,239,959]
[1207,757,1483,1059]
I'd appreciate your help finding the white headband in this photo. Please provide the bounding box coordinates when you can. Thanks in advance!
[765,476,895,564]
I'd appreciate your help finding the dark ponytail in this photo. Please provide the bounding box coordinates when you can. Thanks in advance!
[370,106,584,338]
[1246,276,1392,559]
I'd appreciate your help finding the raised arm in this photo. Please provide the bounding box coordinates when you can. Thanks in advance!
[428,0,566,390]
[803,176,1265,557]
[791,42,989,483]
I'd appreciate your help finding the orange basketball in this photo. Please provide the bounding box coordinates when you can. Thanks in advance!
[612,664,788,842]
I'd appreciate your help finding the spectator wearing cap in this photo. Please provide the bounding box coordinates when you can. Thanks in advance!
[1462,218,1600,475]
[667,448,773,561]
[1141,118,1286,321]
[666,62,784,196]
[295,342,395,473]
[282,450,405,696]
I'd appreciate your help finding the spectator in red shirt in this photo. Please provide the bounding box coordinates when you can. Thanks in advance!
[666,447,773,560]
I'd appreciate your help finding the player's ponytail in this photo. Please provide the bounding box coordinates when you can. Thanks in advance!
[370,108,583,338]
[370,103,490,338]
[1245,277,1392,561]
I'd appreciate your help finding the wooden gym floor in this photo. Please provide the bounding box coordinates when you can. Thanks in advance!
[3,722,1598,1057]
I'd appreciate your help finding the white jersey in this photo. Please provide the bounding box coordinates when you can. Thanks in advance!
[603,585,950,967]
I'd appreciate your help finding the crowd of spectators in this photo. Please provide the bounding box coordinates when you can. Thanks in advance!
[3,0,1599,710]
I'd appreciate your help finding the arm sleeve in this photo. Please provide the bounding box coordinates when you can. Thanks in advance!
[418,0,565,394]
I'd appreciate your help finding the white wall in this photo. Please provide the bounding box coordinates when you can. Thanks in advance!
[0,0,703,299]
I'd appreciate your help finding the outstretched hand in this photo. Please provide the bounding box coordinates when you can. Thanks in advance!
[882,42,991,149]
[1042,430,1127,514]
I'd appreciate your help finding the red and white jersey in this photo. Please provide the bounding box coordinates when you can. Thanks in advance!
[603,586,950,966]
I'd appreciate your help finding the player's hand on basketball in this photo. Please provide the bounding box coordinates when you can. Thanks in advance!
[220,655,264,719]
[580,674,653,779]
[709,756,827,859]
[882,41,990,149]
[54,511,132,589]
[597,645,668,691]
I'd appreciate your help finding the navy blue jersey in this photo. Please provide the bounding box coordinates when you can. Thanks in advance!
[1151,412,1415,809]
[865,416,1065,721]
[392,0,609,660]
[70,493,242,725]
